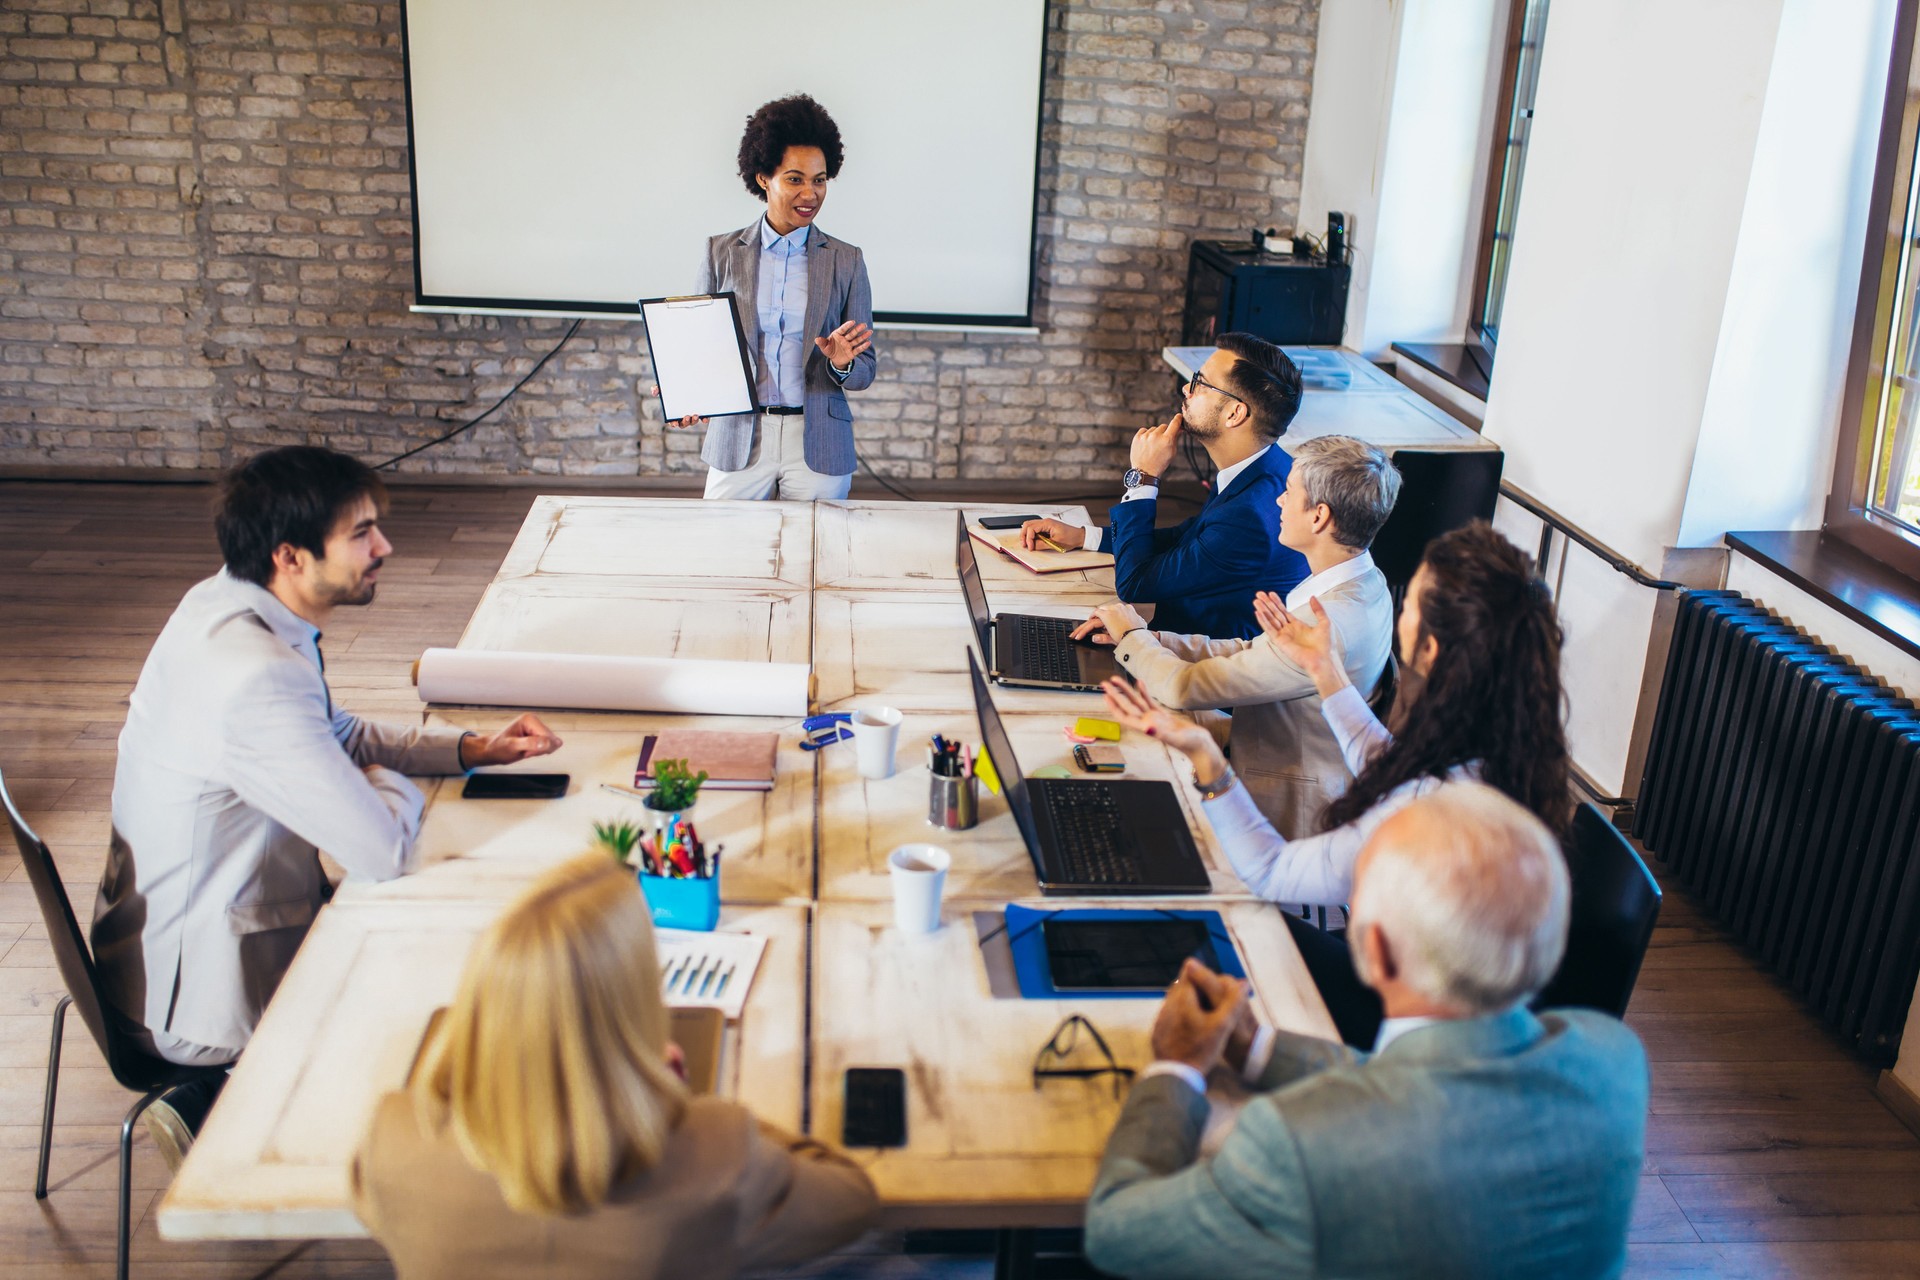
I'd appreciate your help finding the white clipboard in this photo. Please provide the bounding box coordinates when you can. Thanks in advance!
[639,292,758,421]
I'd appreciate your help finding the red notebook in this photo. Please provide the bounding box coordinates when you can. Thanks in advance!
[636,730,778,793]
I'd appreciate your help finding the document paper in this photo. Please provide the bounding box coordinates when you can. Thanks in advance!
[640,293,757,421]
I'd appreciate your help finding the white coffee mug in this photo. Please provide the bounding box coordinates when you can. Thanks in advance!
[888,843,950,935]
[851,706,904,780]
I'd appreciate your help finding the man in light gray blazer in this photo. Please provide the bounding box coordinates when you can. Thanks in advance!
[1088,436,1398,838]
[93,448,560,1077]
[1084,783,1649,1280]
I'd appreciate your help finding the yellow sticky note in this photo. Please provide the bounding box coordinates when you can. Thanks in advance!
[974,746,1002,795]
[1073,717,1122,741]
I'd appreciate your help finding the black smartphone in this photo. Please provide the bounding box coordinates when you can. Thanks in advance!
[842,1067,907,1147]
[461,772,570,800]
[976,513,1042,530]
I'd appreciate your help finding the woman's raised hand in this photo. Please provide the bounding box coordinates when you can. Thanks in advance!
[1101,677,1225,778]
[1254,592,1348,696]
[815,320,873,369]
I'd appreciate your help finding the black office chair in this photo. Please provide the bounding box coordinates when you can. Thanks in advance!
[1533,802,1662,1018]
[3,767,229,1280]
[1368,448,1505,606]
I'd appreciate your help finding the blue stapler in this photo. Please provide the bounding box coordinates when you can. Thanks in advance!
[800,712,854,750]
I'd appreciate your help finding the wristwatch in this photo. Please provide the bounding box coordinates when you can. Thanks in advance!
[1192,764,1238,802]
[1122,467,1160,489]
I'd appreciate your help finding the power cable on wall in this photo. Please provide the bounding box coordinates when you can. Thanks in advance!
[371,319,583,471]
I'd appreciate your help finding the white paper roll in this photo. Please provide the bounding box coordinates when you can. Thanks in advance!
[415,648,810,718]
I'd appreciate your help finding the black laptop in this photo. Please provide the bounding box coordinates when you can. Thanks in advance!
[968,649,1210,895]
[956,511,1117,693]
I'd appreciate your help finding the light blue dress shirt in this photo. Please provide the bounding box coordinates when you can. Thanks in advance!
[756,218,811,408]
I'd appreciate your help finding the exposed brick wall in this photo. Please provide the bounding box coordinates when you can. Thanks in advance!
[0,0,1317,479]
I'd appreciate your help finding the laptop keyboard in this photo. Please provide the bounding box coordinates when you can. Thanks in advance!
[1011,615,1082,684]
[1043,786,1143,885]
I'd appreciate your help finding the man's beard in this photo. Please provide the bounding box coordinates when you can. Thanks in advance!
[320,564,379,607]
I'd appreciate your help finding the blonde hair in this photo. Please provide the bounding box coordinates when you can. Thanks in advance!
[411,852,687,1215]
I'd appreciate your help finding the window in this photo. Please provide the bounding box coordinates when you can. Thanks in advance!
[1471,0,1551,355]
[1832,0,1920,576]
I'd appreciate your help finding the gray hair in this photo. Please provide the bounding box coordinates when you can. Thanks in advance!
[1348,782,1570,1014]
[1289,435,1401,549]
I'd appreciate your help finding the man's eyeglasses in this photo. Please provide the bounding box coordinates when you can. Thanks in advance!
[1186,371,1246,408]
[1032,1014,1136,1100]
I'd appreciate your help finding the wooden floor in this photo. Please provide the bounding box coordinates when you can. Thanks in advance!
[5,481,1920,1279]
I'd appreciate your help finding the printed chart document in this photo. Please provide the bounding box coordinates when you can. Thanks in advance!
[640,292,757,421]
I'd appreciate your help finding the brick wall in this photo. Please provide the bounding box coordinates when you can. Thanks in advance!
[0,0,1317,479]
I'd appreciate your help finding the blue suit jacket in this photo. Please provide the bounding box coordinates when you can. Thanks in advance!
[1107,445,1307,640]
[1083,1006,1649,1280]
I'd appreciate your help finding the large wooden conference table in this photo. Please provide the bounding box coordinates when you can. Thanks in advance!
[156,496,1336,1242]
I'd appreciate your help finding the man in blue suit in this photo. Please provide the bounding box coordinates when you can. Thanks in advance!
[1083,783,1649,1280]
[1023,332,1308,641]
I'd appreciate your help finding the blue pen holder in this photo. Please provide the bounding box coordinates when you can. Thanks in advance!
[639,870,720,932]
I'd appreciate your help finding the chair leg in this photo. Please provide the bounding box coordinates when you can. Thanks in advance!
[35,994,71,1199]
[120,1087,167,1280]
[994,1228,1037,1280]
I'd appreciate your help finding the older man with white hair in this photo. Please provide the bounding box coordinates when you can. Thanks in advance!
[1082,782,1648,1280]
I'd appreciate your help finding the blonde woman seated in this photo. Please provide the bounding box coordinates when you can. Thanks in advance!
[351,852,877,1280]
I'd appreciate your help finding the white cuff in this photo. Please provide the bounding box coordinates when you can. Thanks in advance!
[1141,1061,1208,1097]
[1076,523,1105,553]
[1241,1025,1277,1085]
[1122,484,1160,502]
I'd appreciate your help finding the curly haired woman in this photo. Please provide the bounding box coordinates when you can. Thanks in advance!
[667,94,878,501]
[1103,522,1573,1047]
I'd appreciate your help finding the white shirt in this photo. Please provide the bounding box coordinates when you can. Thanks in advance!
[1203,684,1480,906]
[1285,550,1377,614]
[1077,443,1274,554]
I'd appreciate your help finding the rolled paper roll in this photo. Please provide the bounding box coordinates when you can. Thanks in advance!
[414,647,810,717]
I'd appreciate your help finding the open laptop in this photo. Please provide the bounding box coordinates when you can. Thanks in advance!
[956,511,1117,692]
[968,649,1210,895]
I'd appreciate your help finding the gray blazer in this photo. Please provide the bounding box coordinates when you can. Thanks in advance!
[1113,561,1393,838]
[694,221,877,476]
[1083,1006,1649,1280]
[91,572,468,1052]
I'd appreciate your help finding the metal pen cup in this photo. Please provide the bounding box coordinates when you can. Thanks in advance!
[929,768,979,830]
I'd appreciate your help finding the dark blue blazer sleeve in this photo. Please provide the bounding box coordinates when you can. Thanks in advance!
[1107,495,1273,605]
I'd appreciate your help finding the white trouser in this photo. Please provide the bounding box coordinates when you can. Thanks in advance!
[703,414,853,501]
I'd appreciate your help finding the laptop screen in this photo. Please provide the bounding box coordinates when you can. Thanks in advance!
[954,510,995,660]
[966,648,1045,871]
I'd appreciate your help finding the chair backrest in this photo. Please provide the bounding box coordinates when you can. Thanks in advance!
[1533,802,1662,1018]
[1368,448,1505,603]
[1,766,168,1086]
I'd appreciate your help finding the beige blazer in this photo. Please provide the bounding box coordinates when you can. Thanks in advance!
[1113,562,1393,839]
[92,571,467,1052]
[351,1092,879,1280]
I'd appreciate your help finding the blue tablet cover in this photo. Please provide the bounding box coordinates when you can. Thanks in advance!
[1004,903,1247,1000]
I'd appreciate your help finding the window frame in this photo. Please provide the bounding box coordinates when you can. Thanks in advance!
[1468,0,1536,353]
[1830,0,1920,579]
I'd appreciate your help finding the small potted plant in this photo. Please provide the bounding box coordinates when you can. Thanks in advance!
[643,757,707,841]
[591,818,644,868]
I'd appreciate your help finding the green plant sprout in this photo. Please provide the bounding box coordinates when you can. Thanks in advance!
[591,818,643,864]
[648,757,708,811]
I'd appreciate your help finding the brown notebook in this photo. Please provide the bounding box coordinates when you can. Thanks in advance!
[636,730,778,792]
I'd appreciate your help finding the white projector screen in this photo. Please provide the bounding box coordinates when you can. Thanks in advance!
[401,0,1048,326]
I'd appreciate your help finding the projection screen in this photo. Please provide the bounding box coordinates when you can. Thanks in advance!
[400,0,1049,327]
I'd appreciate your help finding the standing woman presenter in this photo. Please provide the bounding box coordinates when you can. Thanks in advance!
[672,95,876,501]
